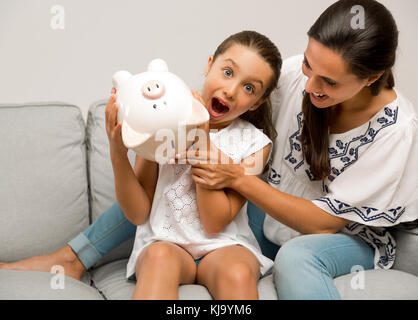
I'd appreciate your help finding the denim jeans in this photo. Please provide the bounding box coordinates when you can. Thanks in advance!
[68,201,137,269]
[68,201,375,299]
[274,233,375,300]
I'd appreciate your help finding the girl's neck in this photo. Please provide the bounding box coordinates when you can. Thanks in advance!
[209,120,234,131]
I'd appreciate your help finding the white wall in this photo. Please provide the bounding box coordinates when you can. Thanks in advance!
[0,0,417,121]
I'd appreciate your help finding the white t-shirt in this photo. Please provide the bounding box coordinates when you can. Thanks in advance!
[264,55,418,269]
[126,118,274,278]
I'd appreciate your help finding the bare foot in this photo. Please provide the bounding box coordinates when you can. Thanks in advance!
[0,245,86,281]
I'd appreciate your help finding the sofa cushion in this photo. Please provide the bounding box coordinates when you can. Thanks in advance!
[334,269,418,299]
[391,223,418,277]
[86,100,137,266]
[0,103,90,262]
[90,259,278,300]
[0,270,103,300]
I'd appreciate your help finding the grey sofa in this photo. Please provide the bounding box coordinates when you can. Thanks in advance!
[1,100,417,300]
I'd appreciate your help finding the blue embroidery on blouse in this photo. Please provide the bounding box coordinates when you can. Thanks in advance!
[284,112,311,178]
[283,105,399,183]
[327,106,398,180]
[268,167,281,185]
[315,196,406,224]
[345,222,396,269]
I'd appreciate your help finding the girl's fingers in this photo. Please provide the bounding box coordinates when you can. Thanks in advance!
[175,150,208,165]
[105,94,117,133]
[191,90,207,108]
[109,103,118,132]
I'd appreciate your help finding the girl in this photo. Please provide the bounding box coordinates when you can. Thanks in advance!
[120,30,281,299]
[177,0,418,299]
[0,30,282,300]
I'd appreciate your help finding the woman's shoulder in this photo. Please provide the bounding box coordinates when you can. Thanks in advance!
[270,55,306,122]
[281,54,304,77]
[370,89,417,142]
[394,89,417,126]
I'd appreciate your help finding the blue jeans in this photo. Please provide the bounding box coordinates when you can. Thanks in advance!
[68,202,137,270]
[68,201,375,299]
[274,233,375,300]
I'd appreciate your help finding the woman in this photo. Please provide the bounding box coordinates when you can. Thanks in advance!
[1,0,417,300]
[180,0,417,299]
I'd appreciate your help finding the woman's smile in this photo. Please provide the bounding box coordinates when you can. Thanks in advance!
[309,91,329,103]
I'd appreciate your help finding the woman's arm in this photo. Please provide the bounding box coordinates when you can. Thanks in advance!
[190,161,349,234]
[233,173,350,234]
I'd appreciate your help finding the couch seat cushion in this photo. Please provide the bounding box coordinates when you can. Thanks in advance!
[334,269,418,299]
[90,259,278,300]
[0,269,103,300]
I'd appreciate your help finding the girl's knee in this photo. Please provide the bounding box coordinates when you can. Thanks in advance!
[139,242,179,266]
[218,262,258,290]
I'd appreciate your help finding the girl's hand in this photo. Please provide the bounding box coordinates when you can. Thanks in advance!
[191,89,207,111]
[191,89,210,144]
[105,88,128,160]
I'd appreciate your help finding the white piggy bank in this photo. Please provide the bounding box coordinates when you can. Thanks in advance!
[112,59,209,163]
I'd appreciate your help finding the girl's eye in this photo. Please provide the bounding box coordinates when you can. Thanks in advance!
[223,69,232,77]
[244,85,254,94]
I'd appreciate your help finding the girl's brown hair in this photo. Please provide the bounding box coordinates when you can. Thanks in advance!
[301,0,398,180]
[212,30,282,142]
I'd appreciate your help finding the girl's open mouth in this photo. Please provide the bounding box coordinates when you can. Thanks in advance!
[209,97,230,118]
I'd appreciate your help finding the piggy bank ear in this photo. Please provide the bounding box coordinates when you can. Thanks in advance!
[121,120,152,148]
[186,98,210,126]
[147,59,169,72]
[112,71,132,90]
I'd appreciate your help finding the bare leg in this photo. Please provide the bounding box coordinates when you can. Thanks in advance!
[132,241,196,300]
[197,245,260,300]
[0,245,85,280]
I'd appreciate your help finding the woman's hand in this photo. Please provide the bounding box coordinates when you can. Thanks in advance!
[189,162,245,190]
[175,143,245,191]
[105,88,128,160]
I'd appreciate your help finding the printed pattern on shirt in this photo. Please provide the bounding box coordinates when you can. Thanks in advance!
[161,165,204,238]
[315,196,406,224]
[344,222,396,269]
[327,106,398,181]
[280,105,399,184]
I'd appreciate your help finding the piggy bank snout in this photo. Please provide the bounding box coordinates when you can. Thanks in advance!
[142,80,165,99]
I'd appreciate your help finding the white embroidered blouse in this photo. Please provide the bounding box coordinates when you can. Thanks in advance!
[264,55,418,269]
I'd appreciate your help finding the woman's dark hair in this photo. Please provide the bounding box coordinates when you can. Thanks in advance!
[212,30,282,142]
[301,0,399,180]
